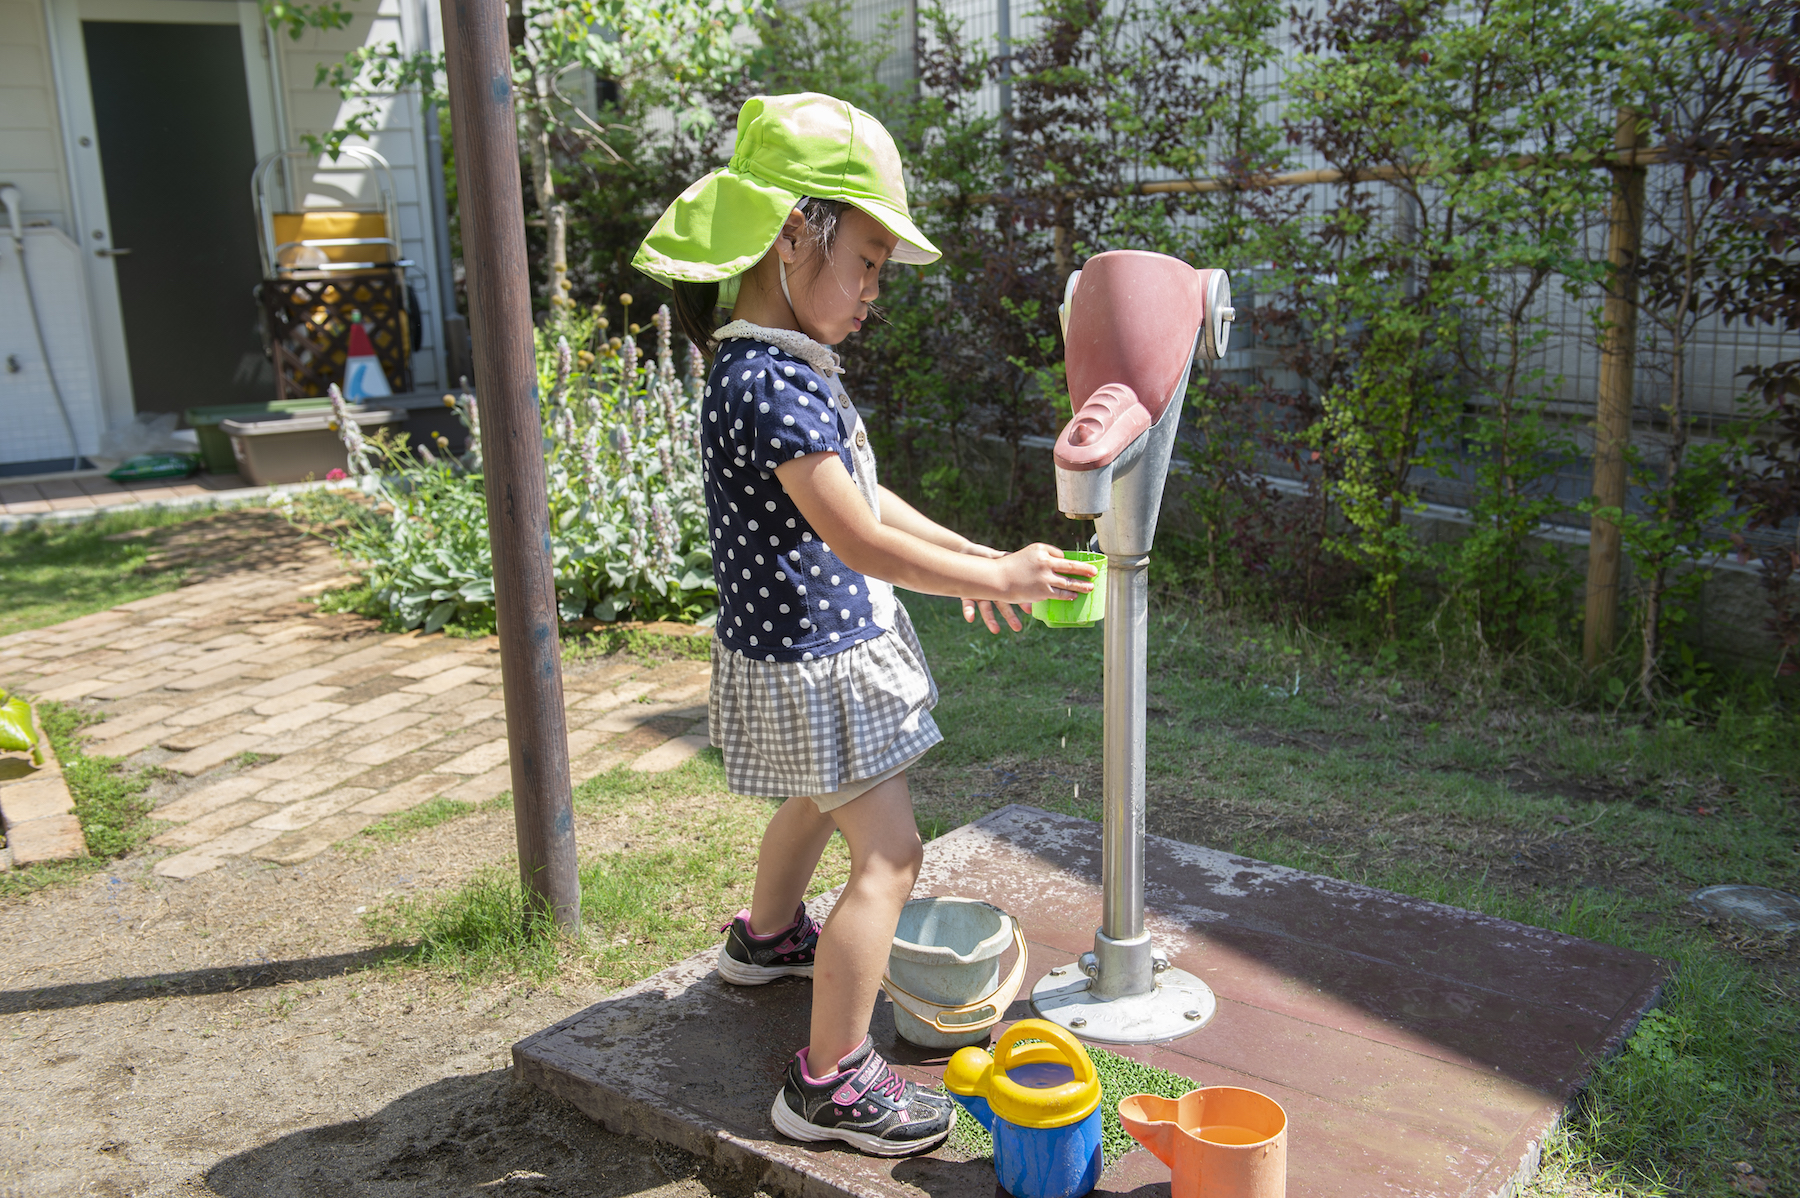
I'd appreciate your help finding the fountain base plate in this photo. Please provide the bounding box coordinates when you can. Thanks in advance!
[1030,963,1217,1044]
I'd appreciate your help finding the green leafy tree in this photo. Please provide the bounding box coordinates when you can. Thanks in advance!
[270,0,765,299]
[1282,0,1619,642]
[1597,3,1773,703]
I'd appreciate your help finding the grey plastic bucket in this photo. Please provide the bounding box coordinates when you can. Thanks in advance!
[883,896,1027,1049]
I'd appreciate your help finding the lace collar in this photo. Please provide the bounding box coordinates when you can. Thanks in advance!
[711,320,843,378]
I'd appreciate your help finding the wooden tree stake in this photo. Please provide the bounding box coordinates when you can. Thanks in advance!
[440,0,580,931]
[1583,109,1646,668]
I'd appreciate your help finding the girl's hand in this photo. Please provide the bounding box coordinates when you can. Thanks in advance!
[993,544,1099,608]
[958,543,1025,634]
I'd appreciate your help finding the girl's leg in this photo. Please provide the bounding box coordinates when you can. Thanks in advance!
[808,771,923,1069]
[750,795,837,935]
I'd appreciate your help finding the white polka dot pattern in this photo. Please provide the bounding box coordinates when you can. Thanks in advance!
[701,336,883,663]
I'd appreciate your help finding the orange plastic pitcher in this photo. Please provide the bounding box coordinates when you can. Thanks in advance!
[1117,1088,1286,1198]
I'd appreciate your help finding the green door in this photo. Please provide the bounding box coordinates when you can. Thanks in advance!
[83,20,268,415]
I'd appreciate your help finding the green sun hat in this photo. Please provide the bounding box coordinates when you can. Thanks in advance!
[633,92,940,291]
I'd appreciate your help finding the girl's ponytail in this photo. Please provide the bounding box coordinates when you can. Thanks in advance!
[673,280,722,354]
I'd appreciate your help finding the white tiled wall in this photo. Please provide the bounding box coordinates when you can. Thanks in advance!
[0,0,72,231]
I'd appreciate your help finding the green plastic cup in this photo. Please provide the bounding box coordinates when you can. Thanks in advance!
[1032,551,1106,628]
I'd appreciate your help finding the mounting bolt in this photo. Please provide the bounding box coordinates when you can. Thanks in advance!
[1070,1017,1087,1029]
[1219,306,1237,322]
[1049,967,1066,977]
[1184,1008,1203,1021]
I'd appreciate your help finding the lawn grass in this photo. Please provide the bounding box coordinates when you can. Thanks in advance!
[362,753,851,989]
[0,701,164,899]
[0,506,225,637]
[357,793,512,846]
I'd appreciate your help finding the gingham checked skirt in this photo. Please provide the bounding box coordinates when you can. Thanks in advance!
[709,600,942,798]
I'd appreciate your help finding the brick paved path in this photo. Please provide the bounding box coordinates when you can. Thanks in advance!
[0,470,254,517]
[0,543,711,877]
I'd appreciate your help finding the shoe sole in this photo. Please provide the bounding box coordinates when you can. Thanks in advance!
[769,1091,954,1157]
[717,946,815,986]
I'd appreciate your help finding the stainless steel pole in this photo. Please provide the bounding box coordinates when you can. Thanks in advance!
[1036,545,1214,1033]
[1100,554,1147,944]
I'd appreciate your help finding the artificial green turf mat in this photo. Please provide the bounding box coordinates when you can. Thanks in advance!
[946,1043,1201,1163]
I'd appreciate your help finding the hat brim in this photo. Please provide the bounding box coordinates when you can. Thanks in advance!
[850,197,939,266]
[633,168,799,286]
[634,169,941,286]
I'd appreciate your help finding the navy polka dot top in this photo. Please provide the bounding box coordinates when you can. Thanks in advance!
[704,336,884,663]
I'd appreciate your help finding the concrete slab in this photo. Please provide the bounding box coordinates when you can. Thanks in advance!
[513,805,1668,1198]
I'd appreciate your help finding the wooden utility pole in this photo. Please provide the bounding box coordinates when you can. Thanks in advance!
[1583,109,1646,668]
[440,0,580,930]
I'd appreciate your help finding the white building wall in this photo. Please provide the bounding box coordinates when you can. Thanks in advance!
[0,0,107,465]
[0,0,74,230]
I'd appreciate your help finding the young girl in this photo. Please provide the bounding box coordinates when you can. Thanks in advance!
[633,92,1096,1157]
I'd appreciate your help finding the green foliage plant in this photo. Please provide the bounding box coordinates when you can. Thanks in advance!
[1281,0,1620,644]
[1602,4,1789,705]
[261,0,351,42]
[301,304,716,632]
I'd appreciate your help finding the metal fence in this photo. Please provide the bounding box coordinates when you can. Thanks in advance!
[802,0,1796,566]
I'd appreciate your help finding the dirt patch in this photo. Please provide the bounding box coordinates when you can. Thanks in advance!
[1220,726,1369,754]
[911,753,1668,902]
[205,1072,744,1198]
[1143,770,1679,901]
[0,797,760,1196]
[107,510,329,590]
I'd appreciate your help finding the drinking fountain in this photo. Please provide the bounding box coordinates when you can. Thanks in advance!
[1030,250,1234,1044]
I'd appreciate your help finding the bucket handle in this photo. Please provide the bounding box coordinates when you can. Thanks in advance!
[880,916,1030,1034]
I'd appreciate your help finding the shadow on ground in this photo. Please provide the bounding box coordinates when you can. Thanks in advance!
[0,948,407,1014]
[205,1070,760,1198]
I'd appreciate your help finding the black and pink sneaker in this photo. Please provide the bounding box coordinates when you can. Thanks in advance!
[770,1035,956,1156]
[717,904,821,985]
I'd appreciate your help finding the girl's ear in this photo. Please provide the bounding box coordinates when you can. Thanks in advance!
[775,208,808,265]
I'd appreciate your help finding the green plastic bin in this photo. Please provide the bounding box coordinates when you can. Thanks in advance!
[186,399,334,474]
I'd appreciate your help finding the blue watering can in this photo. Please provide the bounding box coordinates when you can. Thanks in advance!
[943,1019,1103,1198]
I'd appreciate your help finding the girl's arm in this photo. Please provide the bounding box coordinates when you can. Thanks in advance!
[876,486,973,552]
[877,485,1030,634]
[776,454,1095,605]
